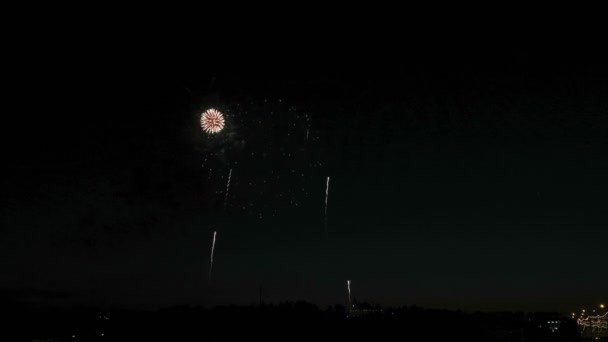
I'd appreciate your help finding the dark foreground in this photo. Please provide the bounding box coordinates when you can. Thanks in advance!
[3,302,595,341]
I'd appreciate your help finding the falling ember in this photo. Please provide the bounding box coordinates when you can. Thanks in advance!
[208,231,217,283]
[224,169,232,211]
[200,108,225,134]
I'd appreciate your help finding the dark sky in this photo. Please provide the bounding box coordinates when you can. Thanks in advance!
[2,33,607,314]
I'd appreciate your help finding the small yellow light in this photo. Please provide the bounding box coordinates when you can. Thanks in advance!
[601,304,605,309]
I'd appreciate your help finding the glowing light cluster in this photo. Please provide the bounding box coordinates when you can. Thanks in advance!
[200,108,225,134]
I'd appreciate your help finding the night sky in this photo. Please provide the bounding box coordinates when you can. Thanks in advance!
[2,36,607,314]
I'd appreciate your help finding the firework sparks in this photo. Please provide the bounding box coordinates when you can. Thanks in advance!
[208,231,217,283]
[577,312,607,333]
[224,169,232,211]
[200,108,225,134]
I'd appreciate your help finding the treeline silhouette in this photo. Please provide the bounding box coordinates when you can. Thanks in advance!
[2,300,581,341]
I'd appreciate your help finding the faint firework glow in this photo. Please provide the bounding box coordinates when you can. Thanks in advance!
[200,109,225,134]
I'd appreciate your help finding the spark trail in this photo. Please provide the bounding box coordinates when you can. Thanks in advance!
[208,231,217,283]
[324,176,330,232]
[347,280,352,309]
[224,169,232,211]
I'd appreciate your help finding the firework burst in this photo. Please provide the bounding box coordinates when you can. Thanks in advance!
[200,108,225,134]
